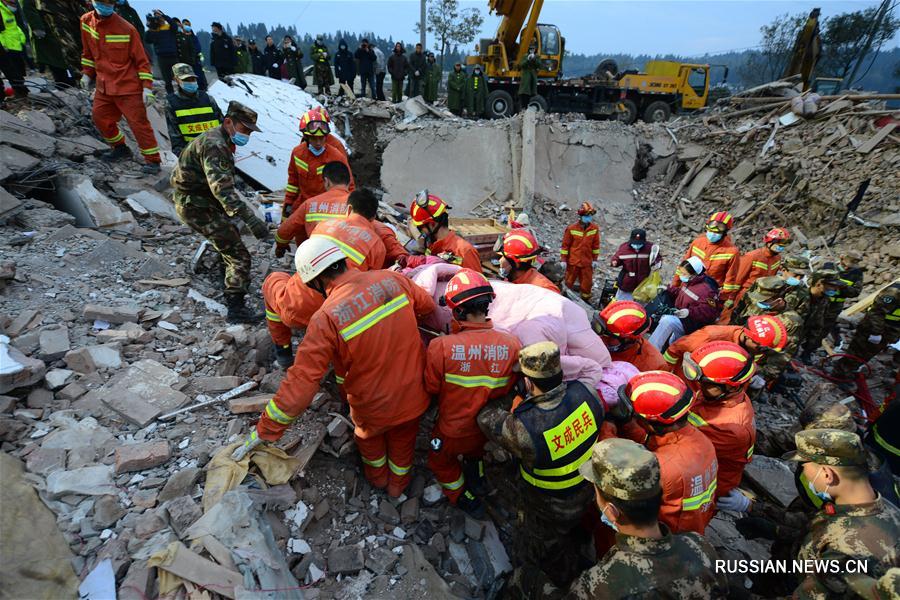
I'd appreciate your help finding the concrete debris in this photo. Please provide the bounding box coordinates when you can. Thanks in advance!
[115,440,172,474]
[46,464,117,497]
[56,174,134,230]
[125,190,180,221]
[97,359,189,426]
[82,303,143,324]
[63,344,122,373]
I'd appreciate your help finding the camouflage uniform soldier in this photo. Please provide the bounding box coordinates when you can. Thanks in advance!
[847,567,900,600]
[785,428,900,600]
[832,283,900,381]
[781,255,813,316]
[566,438,728,599]
[799,269,844,363]
[170,101,270,323]
[477,341,607,590]
[41,0,84,73]
[824,251,864,343]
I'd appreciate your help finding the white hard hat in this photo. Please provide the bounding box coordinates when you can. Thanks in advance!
[516,212,530,226]
[686,256,705,274]
[295,237,347,283]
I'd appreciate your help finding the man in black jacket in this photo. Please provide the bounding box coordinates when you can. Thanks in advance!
[165,63,223,156]
[144,9,179,92]
[248,39,265,75]
[354,38,377,98]
[209,22,236,77]
[334,39,356,96]
[263,35,281,80]
[408,42,426,97]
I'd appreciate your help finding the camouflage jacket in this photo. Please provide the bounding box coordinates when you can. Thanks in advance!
[796,497,900,599]
[564,526,728,599]
[857,284,900,338]
[170,126,246,218]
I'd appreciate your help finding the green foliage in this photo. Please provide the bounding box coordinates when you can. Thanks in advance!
[416,0,484,68]
[819,7,900,82]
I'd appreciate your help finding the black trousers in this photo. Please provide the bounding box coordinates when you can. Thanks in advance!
[48,65,76,87]
[157,54,177,93]
[0,49,28,96]
[375,72,386,100]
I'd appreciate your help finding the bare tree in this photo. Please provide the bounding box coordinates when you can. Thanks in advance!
[416,0,484,69]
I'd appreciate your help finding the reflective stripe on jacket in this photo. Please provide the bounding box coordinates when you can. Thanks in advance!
[687,393,755,498]
[675,234,740,301]
[561,222,600,267]
[80,11,152,96]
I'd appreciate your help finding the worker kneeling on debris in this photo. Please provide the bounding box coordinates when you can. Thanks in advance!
[401,191,483,272]
[237,237,438,498]
[425,269,521,517]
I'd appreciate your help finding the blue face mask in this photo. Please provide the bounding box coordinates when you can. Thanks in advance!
[581,215,593,225]
[308,143,326,156]
[756,301,771,310]
[630,243,644,251]
[785,277,801,287]
[807,467,833,502]
[600,506,619,532]
[183,25,192,32]
[180,82,198,94]
[679,274,691,283]
[706,231,723,243]
[824,289,839,297]
[93,2,115,17]
[231,131,250,146]
[772,244,785,253]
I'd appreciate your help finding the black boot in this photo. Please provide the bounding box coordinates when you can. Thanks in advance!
[456,490,485,519]
[462,458,487,496]
[224,294,263,324]
[275,344,294,369]
[102,145,130,161]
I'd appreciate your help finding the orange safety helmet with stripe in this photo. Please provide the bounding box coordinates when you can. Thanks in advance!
[762,227,790,245]
[443,269,495,310]
[499,230,540,266]
[706,211,734,232]
[682,340,755,388]
[577,202,597,216]
[410,189,449,227]
[299,107,331,137]
[593,300,651,339]
[743,315,788,352]
[619,371,694,425]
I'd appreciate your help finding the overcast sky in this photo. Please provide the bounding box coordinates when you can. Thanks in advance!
[131,0,899,56]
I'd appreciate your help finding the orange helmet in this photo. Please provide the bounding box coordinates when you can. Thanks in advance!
[593,301,650,339]
[706,211,734,231]
[499,230,540,265]
[410,189,449,227]
[299,107,330,136]
[620,371,694,425]
[444,269,495,310]
[683,341,755,387]
[763,227,790,245]
[743,315,788,352]
[577,202,597,216]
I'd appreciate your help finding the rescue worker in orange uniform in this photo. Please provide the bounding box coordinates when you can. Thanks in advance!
[663,314,788,374]
[591,301,666,372]
[283,107,354,219]
[236,237,438,497]
[263,191,387,368]
[720,227,789,323]
[675,211,740,307]
[309,105,349,158]
[79,0,162,174]
[402,191,483,272]
[275,161,351,251]
[615,371,719,534]
[561,202,600,301]
[425,270,521,516]
[373,220,409,267]
[681,341,757,501]
[498,229,560,293]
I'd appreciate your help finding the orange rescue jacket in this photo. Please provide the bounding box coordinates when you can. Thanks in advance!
[511,268,560,294]
[312,214,386,272]
[80,12,153,96]
[373,221,409,267]
[611,338,667,372]
[258,270,437,441]
[561,222,600,268]
[688,393,756,498]
[734,247,782,302]
[675,234,740,301]
[275,187,349,247]
[428,231,483,273]
[425,320,520,438]
[284,142,354,211]
[663,325,743,374]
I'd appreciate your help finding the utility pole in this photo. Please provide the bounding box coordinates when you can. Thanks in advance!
[842,0,892,90]
[420,0,427,48]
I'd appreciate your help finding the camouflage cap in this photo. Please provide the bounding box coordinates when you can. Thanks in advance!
[783,428,867,467]
[782,255,810,273]
[810,268,842,287]
[799,400,856,432]
[172,63,197,80]
[841,250,863,264]
[518,341,562,379]
[578,438,661,500]
[225,101,261,132]
[746,276,788,303]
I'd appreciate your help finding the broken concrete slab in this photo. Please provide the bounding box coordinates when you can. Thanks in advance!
[63,344,122,373]
[0,110,56,156]
[44,368,74,390]
[38,325,70,361]
[157,467,201,503]
[742,455,797,508]
[125,190,179,221]
[25,446,67,475]
[83,304,143,324]
[115,440,172,474]
[686,166,718,201]
[328,545,365,574]
[46,465,117,497]
[98,359,188,427]
[0,345,46,394]
[40,414,114,451]
[93,494,126,529]
[194,375,242,393]
[16,109,56,135]
[0,144,41,176]
[0,186,23,222]
[56,135,107,159]
[228,394,269,414]
[163,496,202,537]
[728,159,757,185]
[55,174,133,230]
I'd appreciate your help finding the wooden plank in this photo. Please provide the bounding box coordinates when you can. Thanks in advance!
[857,122,897,154]
[155,542,243,599]
[840,277,900,318]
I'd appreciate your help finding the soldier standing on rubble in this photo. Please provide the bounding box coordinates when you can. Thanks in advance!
[477,341,614,590]
[387,42,407,103]
[408,42,426,97]
[164,63,222,156]
[310,35,332,95]
[447,62,466,115]
[466,64,487,117]
[423,51,440,103]
[832,282,900,382]
[21,0,77,87]
[517,44,540,109]
[170,101,270,323]
[823,251,864,345]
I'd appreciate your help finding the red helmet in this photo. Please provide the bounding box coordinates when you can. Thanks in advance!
[299,107,330,136]
[763,227,790,245]
[409,190,449,227]
[620,371,694,425]
[593,301,650,339]
[444,269,495,310]
[706,211,734,231]
[499,230,540,265]
[577,202,597,216]
[683,341,755,386]
[743,315,788,352]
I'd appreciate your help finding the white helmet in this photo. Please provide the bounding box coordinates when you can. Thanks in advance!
[686,256,705,274]
[295,237,347,283]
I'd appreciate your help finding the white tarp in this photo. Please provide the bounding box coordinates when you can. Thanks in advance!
[208,75,347,192]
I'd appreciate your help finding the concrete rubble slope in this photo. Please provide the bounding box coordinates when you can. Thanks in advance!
[0,69,897,600]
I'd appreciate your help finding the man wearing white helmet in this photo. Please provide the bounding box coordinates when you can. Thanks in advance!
[234,237,438,498]
[649,256,722,350]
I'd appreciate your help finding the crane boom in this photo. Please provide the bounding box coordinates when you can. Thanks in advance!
[490,0,545,67]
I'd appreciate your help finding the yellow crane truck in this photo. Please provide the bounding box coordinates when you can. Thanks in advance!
[467,0,727,122]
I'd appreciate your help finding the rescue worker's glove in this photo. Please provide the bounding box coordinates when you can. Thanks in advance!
[274,243,289,258]
[868,334,882,344]
[142,89,156,107]
[230,431,263,461]
[606,393,633,425]
[245,214,270,240]
[80,74,94,90]
[717,489,752,513]
[749,374,766,390]
[673,308,689,319]
[735,516,778,540]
